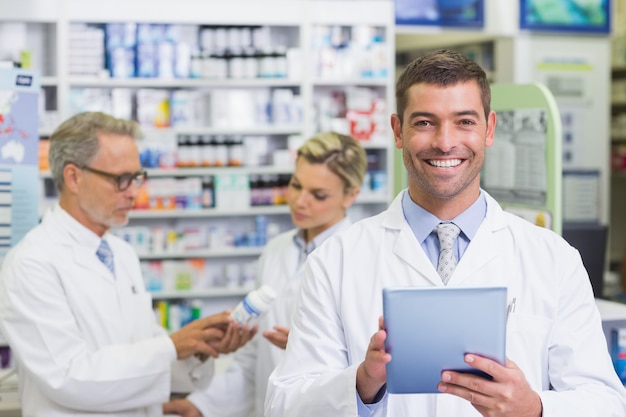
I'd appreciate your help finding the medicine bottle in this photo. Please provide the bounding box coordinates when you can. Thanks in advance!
[213,135,228,167]
[231,285,277,325]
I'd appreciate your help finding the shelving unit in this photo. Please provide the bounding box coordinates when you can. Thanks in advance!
[151,287,259,301]
[607,3,626,277]
[128,206,291,219]
[139,247,264,261]
[610,64,626,265]
[2,0,396,327]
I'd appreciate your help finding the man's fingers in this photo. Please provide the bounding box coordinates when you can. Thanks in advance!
[208,322,258,354]
[217,323,240,351]
[203,327,226,342]
[464,354,506,380]
[242,324,258,342]
[194,310,233,329]
[162,400,179,414]
[195,341,220,359]
[370,328,387,351]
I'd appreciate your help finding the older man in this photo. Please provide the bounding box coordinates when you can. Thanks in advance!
[0,112,254,417]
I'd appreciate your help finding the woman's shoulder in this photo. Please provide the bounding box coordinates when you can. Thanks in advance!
[262,228,299,253]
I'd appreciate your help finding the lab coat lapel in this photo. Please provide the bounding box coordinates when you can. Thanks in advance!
[73,245,115,283]
[451,223,500,285]
[392,227,442,285]
[384,195,442,286]
[43,206,115,284]
[450,194,509,286]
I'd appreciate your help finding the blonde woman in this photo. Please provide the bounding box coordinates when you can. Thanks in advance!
[164,131,368,417]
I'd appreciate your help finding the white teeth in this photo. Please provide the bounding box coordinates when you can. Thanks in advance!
[429,159,462,168]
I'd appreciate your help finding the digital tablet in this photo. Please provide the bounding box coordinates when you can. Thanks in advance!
[383,286,507,394]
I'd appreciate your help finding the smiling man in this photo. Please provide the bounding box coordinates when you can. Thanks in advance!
[0,112,255,417]
[265,50,626,417]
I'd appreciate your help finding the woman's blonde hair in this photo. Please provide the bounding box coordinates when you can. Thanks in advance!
[297,131,367,193]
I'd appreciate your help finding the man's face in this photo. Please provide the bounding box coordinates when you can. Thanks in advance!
[391,81,496,214]
[76,133,141,236]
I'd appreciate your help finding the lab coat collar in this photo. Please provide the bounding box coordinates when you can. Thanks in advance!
[293,216,352,256]
[44,204,102,248]
[382,189,509,286]
[382,189,507,231]
[43,204,115,280]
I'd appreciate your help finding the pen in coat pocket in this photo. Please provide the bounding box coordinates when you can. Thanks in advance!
[506,297,517,323]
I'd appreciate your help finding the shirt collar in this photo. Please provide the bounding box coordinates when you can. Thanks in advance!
[293,216,352,256]
[401,190,487,243]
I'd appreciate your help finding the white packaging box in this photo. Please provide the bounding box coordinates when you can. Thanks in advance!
[211,89,261,128]
[563,170,600,223]
[243,135,269,167]
[111,88,133,120]
[215,173,251,210]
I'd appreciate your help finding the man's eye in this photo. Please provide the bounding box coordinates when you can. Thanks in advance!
[119,174,133,186]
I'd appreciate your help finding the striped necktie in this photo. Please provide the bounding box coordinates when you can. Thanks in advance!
[96,239,115,276]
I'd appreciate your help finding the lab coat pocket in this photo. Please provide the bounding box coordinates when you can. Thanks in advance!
[127,292,156,341]
[506,313,552,389]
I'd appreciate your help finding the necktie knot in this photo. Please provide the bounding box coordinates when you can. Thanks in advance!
[436,223,461,285]
[96,239,115,276]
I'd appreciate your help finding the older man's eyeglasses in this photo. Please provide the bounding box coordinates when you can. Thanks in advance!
[80,166,148,191]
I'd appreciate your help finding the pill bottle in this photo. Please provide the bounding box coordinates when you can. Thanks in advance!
[231,285,276,325]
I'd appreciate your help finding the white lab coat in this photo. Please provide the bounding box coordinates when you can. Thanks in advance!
[188,219,352,417]
[266,190,626,417]
[0,205,213,417]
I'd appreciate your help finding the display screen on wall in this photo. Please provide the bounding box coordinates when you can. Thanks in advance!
[395,0,484,28]
[520,0,611,34]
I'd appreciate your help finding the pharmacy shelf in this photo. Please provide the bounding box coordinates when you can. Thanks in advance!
[359,142,390,150]
[355,194,391,204]
[7,0,396,313]
[311,78,388,87]
[39,166,293,179]
[145,166,293,178]
[128,194,387,219]
[67,77,302,89]
[129,206,291,219]
[40,161,389,181]
[139,246,264,260]
[150,287,249,300]
[40,166,295,179]
[141,125,303,136]
[611,57,626,264]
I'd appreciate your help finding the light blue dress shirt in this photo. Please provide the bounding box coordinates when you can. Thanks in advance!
[401,189,487,268]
